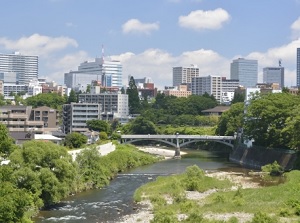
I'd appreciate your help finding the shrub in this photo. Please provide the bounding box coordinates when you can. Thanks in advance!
[184,213,204,222]
[261,161,283,176]
[99,131,108,140]
[251,211,278,223]
[151,211,178,223]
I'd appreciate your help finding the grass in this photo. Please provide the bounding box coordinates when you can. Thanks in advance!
[134,166,300,222]
[203,171,300,216]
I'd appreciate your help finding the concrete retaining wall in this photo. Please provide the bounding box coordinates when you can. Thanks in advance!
[229,145,297,170]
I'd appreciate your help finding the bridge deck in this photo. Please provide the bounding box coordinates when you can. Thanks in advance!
[121,135,235,140]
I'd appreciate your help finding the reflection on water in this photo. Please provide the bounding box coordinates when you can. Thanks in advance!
[34,148,251,223]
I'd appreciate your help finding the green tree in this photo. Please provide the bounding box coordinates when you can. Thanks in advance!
[64,132,88,148]
[86,84,91,93]
[76,147,109,187]
[0,123,15,158]
[121,87,126,94]
[67,89,77,104]
[244,93,300,149]
[127,76,141,114]
[216,102,244,136]
[283,104,300,150]
[129,116,158,134]
[9,141,78,207]
[86,119,110,133]
[25,92,66,110]
[0,182,33,223]
[231,91,245,104]
[153,92,167,109]
[0,94,7,106]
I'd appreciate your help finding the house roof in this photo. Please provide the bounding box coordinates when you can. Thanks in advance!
[9,131,33,140]
[202,106,230,113]
[34,134,62,141]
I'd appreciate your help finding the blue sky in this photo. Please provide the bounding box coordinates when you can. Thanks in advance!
[1,0,300,89]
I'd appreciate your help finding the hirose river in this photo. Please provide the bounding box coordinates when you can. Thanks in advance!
[33,148,251,223]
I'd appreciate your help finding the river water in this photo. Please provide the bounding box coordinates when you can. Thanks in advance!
[34,148,250,223]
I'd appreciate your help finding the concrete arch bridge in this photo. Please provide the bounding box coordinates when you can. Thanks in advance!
[120,134,236,157]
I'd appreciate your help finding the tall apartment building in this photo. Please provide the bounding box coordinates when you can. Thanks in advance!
[173,65,199,87]
[62,103,102,133]
[78,93,129,120]
[64,58,122,90]
[297,48,300,87]
[263,66,284,89]
[191,75,222,103]
[230,58,258,88]
[0,52,38,85]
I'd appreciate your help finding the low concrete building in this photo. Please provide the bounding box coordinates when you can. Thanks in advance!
[202,106,230,116]
[0,106,44,133]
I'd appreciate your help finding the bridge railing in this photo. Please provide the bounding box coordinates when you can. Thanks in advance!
[121,135,235,140]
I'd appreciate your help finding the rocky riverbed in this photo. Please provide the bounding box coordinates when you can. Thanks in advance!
[119,147,262,223]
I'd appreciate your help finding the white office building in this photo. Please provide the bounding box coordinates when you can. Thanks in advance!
[173,65,199,87]
[3,83,28,97]
[263,66,284,89]
[62,103,102,133]
[78,93,129,120]
[230,58,258,88]
[221,78,239,104]
[191,75,222,103]
[64,58,122,90]
[0,52,38,85]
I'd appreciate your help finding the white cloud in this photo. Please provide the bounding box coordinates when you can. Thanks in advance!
[0,33,78,57]
[112,48,229,89]
[42,51,91,83]
[246,38,300,85]
[178,8,230,31]
[122,19,159,35]
[291,17,300,39]
[65,22,77,28]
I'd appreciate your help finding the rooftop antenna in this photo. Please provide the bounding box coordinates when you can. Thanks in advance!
[102,44,105,63]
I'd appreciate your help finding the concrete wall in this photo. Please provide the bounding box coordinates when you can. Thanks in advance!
[229,145,297,170]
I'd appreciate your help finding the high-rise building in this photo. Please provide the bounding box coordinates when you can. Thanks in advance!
[0,52,38,85]
[64,58,123,90]
[263,65,284,89]
[297,48,300,87]
[230,58,258,88]
[191,75,222,103]
[173,65,199,87]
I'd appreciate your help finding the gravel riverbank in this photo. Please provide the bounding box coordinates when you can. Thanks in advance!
[118,147,263,223]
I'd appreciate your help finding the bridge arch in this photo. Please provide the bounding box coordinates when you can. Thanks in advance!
[180,139,234,148]
[122,139,177,148]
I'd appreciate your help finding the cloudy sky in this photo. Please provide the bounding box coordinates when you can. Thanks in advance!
[1,0,300,89]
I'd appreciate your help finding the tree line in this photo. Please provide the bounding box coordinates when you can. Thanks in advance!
[0,126,159,222]
[216,92,300,150]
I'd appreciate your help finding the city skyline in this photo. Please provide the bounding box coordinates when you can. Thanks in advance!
[1,0,300,89]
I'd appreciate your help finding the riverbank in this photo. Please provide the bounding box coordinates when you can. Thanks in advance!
[120,170,260,223]
[137,146,187,159]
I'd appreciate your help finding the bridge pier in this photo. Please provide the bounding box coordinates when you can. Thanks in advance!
[174,136,181,158]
